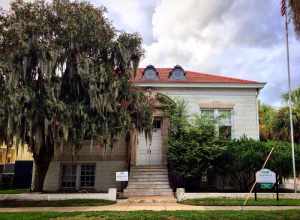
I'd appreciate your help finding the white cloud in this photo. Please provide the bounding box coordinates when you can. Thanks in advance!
[91,0,158,44]
[1,0,299,105]
[0,0,11,10]
[141,0,300,106]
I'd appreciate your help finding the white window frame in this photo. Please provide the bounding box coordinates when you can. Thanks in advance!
[80,164,96,188]
[61,164,77,190]
[200,108,233,139]
[61,163,96,190]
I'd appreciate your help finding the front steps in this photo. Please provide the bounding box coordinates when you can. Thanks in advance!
[123,165,173,197]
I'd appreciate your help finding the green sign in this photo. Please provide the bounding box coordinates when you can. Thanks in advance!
[260,183,274,189]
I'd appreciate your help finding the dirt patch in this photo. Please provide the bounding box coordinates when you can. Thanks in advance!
[164,216,180,220]
[51,216,105,220]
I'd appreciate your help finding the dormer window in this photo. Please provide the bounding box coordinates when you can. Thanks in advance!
[143,65,159,80]
[169,65,186,80]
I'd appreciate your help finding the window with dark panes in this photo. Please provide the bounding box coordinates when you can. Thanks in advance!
[80,164,95,187]
[218,110,232,139]
[219,125,231,139]
[61,164,77,189]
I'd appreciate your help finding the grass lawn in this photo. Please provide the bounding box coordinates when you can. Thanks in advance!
[181,198,300,206]
[0,199,115,208]
[0,188,30,194]
[1,211,300,220]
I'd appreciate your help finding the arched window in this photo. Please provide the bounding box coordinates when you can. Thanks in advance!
[143,65,159,80]
[169,65,186,80]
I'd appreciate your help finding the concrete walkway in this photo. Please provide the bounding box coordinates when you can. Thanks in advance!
[1,196,300,213]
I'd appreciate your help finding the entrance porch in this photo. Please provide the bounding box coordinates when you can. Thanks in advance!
[124,115,173,196]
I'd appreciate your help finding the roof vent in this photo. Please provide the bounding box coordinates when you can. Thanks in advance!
[169,65,186,80]
[143,65,159,80]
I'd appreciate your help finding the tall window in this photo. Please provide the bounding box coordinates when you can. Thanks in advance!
[80,164,96,187]
[201,109,232,139]
[61,164,77,189]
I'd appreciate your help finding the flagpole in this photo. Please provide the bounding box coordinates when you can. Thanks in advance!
[284,5,297,193]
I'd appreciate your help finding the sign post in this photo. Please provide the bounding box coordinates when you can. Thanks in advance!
[116,171,128,193]
[116,171,128,182]
[255,169,278,201]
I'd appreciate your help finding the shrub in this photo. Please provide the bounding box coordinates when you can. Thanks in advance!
[215,138,300,191]
[167,100,300,192]
[167,100,225,190]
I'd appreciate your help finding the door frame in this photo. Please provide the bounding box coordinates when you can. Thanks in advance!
[136,117,163,166]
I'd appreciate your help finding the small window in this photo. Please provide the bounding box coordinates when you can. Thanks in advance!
[201,109,214,121]
[169,65,186,80]
[61,164,77,189]
[143,65,159,80]
[80,164,95,187]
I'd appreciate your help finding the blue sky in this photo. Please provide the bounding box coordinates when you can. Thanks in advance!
[1,0,299,106]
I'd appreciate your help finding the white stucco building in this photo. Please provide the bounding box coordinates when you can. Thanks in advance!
[42,65,265,196]
[134,65,265,140]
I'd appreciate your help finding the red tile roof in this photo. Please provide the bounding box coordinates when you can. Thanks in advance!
[132,68,260,84]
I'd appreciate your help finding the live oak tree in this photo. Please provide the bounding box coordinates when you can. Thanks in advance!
[0,0,153,191]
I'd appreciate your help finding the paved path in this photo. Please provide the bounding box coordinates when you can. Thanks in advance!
[1,197,300,213]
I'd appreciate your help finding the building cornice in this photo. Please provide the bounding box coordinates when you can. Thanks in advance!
[133,82,266,89]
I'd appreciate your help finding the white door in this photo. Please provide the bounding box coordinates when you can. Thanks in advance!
[136,119,162,165]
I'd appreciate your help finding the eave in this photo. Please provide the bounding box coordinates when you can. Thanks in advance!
[133,82,266,89]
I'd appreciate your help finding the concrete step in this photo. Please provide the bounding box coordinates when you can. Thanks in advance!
[130,170,168,175]
[132,165,167,169]
[130,174,168,177]
[128,181,170,185]
[124,189,173,195]
[126,185,171,189]
[129,173,168,178]
[129,178,169,183]
[124,189,173,196]
[124,188,173,195]
[127,181,169,185]
[131,168,168,172]
[124,165,172,197]
[129,176,169,182]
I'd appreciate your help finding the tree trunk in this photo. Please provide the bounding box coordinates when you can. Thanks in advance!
[31,126,54,192]
[31,159,51,192]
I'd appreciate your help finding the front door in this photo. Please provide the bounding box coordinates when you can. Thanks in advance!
[136,119,162,165]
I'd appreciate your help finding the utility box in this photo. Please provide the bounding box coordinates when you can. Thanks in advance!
[14,160,33,189]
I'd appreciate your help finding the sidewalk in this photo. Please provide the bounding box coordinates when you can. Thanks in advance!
[1,196,300,213]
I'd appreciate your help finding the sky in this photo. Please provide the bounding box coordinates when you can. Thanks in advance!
[0,0,299,106]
